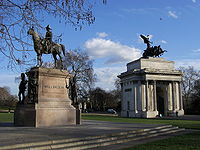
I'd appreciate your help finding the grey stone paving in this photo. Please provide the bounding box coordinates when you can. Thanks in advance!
[0,120,162,147]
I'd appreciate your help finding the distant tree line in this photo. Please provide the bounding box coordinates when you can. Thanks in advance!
[86,87,121,112]
[179,66,200,114]
[0,87,18,109]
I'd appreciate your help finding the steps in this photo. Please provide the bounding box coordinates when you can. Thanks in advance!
[0,125,185,150]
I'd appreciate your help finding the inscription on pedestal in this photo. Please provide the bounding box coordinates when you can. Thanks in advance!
[41,78,67,98]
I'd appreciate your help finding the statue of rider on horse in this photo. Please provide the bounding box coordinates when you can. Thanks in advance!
[28,25,65,68]
[140,34,167,58]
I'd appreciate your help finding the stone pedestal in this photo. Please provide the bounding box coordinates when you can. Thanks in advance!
[73,104,81,124]
[118,57,184,118]
[14,67,78,127]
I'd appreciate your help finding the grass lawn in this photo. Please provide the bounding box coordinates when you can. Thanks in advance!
[0,112,14,123]
[1,113,199,129]
[82,114,200,150]
[82,114,200,130]
[123,131,200,150]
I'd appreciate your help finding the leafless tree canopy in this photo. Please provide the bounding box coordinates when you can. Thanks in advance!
[64,49,96,102]
[0,86,18,107]
[88,87,119,112]
[178,66,200,112]
[0,0,106,69]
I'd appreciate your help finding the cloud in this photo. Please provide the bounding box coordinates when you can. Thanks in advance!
[175,59,200,69]
[122,8,159,15]
[193,49,200,52]
[122,8,147,14]
[96,32,108,38]
[192,0,196,3]
[168,11,178,19]
[94,66,125,91]
[84,38,141,64]
[147,34,153,40]
[161,40,167,44]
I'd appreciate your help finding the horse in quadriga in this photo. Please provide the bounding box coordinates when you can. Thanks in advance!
[142,45,167,58]
[154,45,167,57]
[27,27,65,68]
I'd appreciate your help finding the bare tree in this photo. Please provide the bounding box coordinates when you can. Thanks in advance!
[89,87,118,112]
[190,79,200,114]
[0,86,18,108]
[114,78,122,109]
[178,66,200,111]
[64,49,96,103]
[0,0,106,69]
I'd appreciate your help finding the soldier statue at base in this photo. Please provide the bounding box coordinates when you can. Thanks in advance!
[18,73,28,104]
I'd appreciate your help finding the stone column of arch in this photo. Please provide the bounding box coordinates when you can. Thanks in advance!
[145,80,149,111]
[153,80,157,111]
[167,82,173,111]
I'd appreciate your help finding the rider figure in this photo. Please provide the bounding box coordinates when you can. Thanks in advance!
[140,34,152,50]
[44,25,52,53]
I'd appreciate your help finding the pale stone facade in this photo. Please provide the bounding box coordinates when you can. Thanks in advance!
[118,57,184,118]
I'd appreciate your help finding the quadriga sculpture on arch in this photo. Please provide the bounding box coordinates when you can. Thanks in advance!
[140,34,167,58]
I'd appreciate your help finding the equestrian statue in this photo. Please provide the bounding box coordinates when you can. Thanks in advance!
[140,34,167,58]
[28,25,65,68]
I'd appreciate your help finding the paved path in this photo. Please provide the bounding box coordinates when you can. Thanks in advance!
[0,115,198,149]
[0,120,166,147]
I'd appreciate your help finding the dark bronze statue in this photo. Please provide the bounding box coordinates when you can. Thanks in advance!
[18,73,28,104]
[66,76,77,104]
[140,34,152,49]
[26,71,38,103]
[27,25,65,68]
[140,34,167,58]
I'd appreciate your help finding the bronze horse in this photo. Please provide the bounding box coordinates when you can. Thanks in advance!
[27,27,65,68]
[142,45,167,58]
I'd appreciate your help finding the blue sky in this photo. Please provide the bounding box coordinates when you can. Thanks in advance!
[1,0,200,95]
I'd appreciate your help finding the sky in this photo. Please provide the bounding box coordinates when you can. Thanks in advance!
[1,0,200,95]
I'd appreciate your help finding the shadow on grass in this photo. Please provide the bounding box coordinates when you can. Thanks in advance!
[0,122,14,127]
[123,131,200,150]
[0,112,14,127]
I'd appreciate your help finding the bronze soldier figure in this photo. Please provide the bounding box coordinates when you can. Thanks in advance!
[18,73,28,104]
[66,76,77,105]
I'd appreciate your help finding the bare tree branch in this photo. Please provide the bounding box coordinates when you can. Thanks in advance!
[0,0,106,69]
[64,49,96,102]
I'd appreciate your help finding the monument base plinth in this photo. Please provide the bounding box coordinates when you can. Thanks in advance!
[14,67,79,127]
[14,104,36,126]
[14,103,76,127]
[167,110,185,117]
